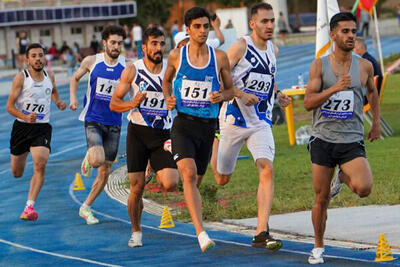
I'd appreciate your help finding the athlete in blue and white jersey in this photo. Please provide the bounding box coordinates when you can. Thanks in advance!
[211,3,290,251]
[110,27,179,248]
[162,7,234,252]
[69,25,126,225]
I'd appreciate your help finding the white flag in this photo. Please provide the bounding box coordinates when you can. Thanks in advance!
[315,0,340,58]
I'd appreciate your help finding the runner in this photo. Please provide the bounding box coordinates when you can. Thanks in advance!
[304,12,380,264]
[6,43,66,221]
[162,7,234,252]
[16,31,29,71]
[211,2,290,251]
[110,26,179,247]
[69,25,126,225]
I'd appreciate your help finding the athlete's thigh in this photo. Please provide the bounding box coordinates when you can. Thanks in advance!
[340,157,373,188]
[85,121,104,149]
[311,163,335,196]
[150,146,177,173]
[217,124,247,175]
[126,123,149,173]
[10,152,29,175]
[103,124,121,161]
[30,146,50,166]
[246,126,275,163]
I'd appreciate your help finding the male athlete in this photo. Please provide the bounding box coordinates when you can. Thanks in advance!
[304,12,380,264]
[162,7,234,252]
[110,26,179,247]
[6,43,66,221]
[69,25,126,225]
[211,3,290,251]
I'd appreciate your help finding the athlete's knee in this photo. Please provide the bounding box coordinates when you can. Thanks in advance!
[180,167,197,182]
[90,157,104,168]
[356,184,372,198]
[33,160,47,173]
[12,169,24,178]
[162,179,178,192]
[215,173,231,186]
[130,182,145,197]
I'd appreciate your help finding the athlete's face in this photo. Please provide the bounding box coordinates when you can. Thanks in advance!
[250,9,275,41]
[27,48,45,72]
[103,34,124,59]
[143,35,165,64]
[186,17,210,45]
[331,21,357,52]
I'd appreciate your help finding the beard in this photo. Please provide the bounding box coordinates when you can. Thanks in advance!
[106,48,120,59]
[32,62,44,72]
[147,53,163,64]
[338,42,354,52]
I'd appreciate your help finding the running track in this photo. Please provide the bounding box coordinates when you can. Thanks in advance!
[1,38,400,266]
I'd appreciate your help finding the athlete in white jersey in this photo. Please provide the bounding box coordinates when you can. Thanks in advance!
[211,3,290,251]
[6,43,66,221]
[69,25,126,225]
[110,27,179,248]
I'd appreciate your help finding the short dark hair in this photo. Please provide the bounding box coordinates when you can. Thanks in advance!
[143,26,165,44]
[330,12,357,31]
[184,7,210,27]
[101,25,126,41]
[250,2,273,18]
[26,43,44,57]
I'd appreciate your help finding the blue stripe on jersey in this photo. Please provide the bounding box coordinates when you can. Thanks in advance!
[137,69,163,92]
[173,45,220,119]
[84,61,124,125]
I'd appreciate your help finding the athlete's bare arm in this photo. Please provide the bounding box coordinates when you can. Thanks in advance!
[210,50,234,103]
[69,55,95,110]
[226,38,259,106]
[162,48,179,110]
[110,64,147,113]
[6,72,36,122]
[304,58,351,111]
[362,59,380,141]
[49,71,66,110]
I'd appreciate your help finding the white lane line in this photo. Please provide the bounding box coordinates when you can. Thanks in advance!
[69,182,376,264]
[0,238,123,267]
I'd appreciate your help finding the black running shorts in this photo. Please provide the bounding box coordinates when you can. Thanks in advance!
[126,122,176,173]
[307,136,366,167]
[170,113,216,175]
[10,120,52,155]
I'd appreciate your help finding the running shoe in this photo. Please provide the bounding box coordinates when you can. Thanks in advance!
[163,139,172,154]
[145,164,154,184]
[81,152,92,178]
[128,231,143,247]
[308,247,325,264]
[20,205,38,221]
[198,231,215,252]
[330,168,343,199]
[79,206,99,225]
[251,231,283,251]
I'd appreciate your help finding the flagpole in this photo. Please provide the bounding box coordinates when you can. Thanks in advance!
[373,6,384,73]
[351,0,360,14]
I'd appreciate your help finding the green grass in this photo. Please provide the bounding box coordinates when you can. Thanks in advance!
[139,74,400,222]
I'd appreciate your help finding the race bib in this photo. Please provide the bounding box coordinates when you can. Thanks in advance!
[95,78,118,101]
[140,91,168,117]
[243,72,273,100]
[22,99,49,120]
[180,80,212,108]
[321,91,354,119]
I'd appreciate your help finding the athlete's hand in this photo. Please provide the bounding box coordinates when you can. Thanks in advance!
[368,122,381,142]
[69,98,78,110]
[209,91,223,103]
[335,74,351,91]
[239,91,259,106]
[25,112,37,123]
[56,100,67,110]
[166,95,177,110]
[277,92,291,107]
[132,92,147,108]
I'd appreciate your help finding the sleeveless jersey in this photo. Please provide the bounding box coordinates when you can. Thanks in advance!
[79,53,125,126]
[16,69,53,123]
[173,44,221,119]
[312,55,365,143]
[220,36,277,128]
[127,59,172,130]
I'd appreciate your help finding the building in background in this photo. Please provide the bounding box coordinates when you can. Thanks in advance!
[0,0,136,64]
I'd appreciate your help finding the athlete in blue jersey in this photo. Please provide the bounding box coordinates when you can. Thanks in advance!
[211,3,290,251]
[69,25,126,225]
[110,27,179,248]
[162,7,234,252]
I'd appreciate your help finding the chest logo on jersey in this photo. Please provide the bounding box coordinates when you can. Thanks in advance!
[106,68,114,72]
[45,88,51,95]
[139,81,148,92]
[271,65,276,74]
[205,76,213,83]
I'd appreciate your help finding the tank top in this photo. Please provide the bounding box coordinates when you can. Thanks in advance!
[79,53,125,126]
[220,36,277,128]
[127,59,172,130]
[16,69,53,123]
[312,55,365,143]
[173,44,221,119]
[19,37,28,54]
